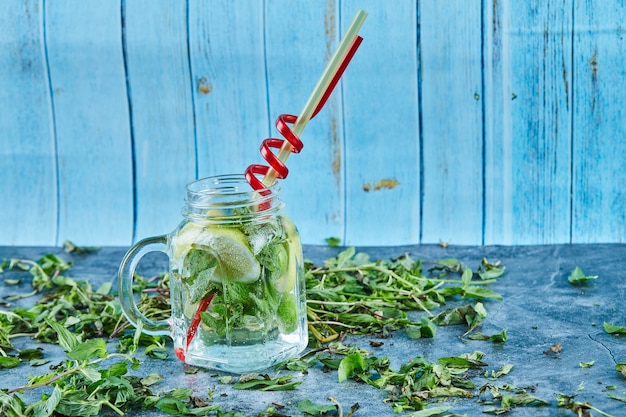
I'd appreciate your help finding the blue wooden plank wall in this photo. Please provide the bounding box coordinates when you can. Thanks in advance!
[1,0,625,247]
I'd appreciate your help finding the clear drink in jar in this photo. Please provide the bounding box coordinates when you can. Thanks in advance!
[169,214,307,373]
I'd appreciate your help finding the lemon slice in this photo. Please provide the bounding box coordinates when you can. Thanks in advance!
[200,227,260,283]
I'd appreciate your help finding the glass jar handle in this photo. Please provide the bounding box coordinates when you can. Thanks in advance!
[117,235,170,336]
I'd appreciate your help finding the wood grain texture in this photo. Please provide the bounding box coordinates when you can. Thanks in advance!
[265,0,346,244]
[505,0,573,244]
[2,0,626,247]
[0,0,57,245]
[419,0,484,245]
[484,0,514,244]
[45,0,133,245]
[486,0,574,245]
[123,0,196,241]
[571,0,626,243]
[189,0,268,179]
[342,0,420,245]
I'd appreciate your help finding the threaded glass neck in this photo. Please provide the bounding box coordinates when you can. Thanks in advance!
[182,174,283,225]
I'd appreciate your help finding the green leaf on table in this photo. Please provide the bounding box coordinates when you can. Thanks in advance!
[438,351,487,368]
[297,399,337,416]
[30,358,51,367]
[169,388,194,400]
[37,254,72,275]
[0,356,20,368]
[18,348,44,361]
[233,374,301,391]
[604,322,626,334]
[218,375,235,384]
[32,385,63,417]
[145,343,168,359]
[484,363,513,379]
[432,302,487,332]
[324,247,358,268]
[55,398,102,417]
[67,338,108,361]
[568,266,598,285]
[45,318,79,352]
[406,316,437,339]
[62,240,100,254]
[579,361,595,368]
[463,286,503,300]
[141,372,164,387]
[155,397,188,415]
[102,361,128,377]
[489,328,508,343]
[432,258,463,273]
[617,363,626,378]
[501,392,549,408]
[338,353,366,382]
[469,329,507,343]
[478,258,506,280]
[461,267,473,288]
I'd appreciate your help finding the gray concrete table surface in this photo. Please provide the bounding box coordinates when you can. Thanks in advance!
[1,244,625,416]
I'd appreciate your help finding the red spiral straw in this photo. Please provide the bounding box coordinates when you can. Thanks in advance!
[245,35,363,194]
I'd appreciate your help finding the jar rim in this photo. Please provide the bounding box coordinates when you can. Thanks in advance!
[186,174,278,197]
[182,174,283,224]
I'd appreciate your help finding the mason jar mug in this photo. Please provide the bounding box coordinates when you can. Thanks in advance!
[118,174,308,373]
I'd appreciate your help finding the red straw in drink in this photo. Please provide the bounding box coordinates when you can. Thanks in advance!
[245,10,368,191]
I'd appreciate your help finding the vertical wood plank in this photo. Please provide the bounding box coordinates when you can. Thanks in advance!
[420,0,483,245]
[342,0,420,245]
[45,0,133,245]
[188,0,267,178]
[500,0,573,244]
[483,0,514,244]
[572,0,626,243]
[0,0,57,245]
[124,0,196,240]
[265,0,345,244]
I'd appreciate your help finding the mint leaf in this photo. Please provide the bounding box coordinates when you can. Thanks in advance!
[406,316,437,339]
[604,322,626,334]
[0,356,20,368]
[67,338,108,361]
[45,318,79,352]
[568,266,598,285]
[463,286,503,300]
[468,328,507,343]
[338,353,365,382]
[32,385,63,417]
[489,328,508,343]
[297,399,337,415]
[233,374,301,391]
[438,351,487,368]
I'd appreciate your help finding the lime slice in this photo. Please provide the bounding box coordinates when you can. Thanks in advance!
[172,222,208,263]
[201,227,260,283]
[272,242,296,293]
[276,293,298,333]
[273,217,301,293]
[174,224,260,283]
